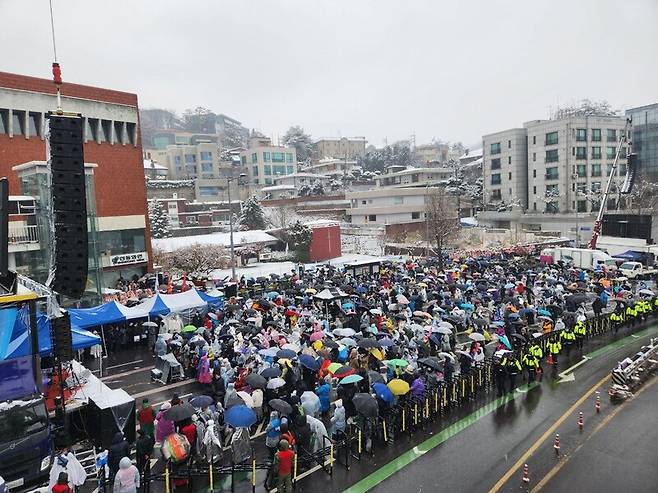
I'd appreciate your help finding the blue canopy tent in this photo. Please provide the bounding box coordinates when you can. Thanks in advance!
[68,289,224,330]
[1,306,101,360]
[613,250,648,263]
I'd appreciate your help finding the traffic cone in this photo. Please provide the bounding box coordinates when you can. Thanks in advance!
[554,433,560,456]
[595,392,601,414]
[521,463,530,486]
[578,412,584,432]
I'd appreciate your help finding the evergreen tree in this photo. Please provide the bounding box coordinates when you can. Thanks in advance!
[148,200,171,238]
[288,221,313,262]
[311,181,325,196]
[239,196,266,230]
[282,126,314,162]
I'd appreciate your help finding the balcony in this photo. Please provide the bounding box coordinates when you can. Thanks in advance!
[545,174,559,180]
[8,224,40,252]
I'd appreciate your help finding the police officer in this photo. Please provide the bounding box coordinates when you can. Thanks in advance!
[547,337,562,369]
[573,319,586,351]
[560,324,576,356]
[505,355,522,393]
[494,356,507,397]
[521,350,538,382]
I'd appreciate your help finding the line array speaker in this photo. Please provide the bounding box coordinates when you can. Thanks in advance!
[51,312,73,362]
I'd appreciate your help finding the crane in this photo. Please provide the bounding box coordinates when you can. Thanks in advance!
[588,117,637,249]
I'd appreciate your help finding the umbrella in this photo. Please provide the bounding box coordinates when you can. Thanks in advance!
[435,326,453,335]
[537,309,552,317]
[339,337,357,347]
[339,374,364,385]
[368,370,385,384]
[357,338,379,349]
[169,339,183,347]
[246,373,267,389]
[225,405,257,428]
[182,324,197,333]
[208,313,218,320]
[305,288,317,294]
[266,291,280,299]
[282,343,301,353]
[387,379,410,396]
[323,338,339,349]
[258,348,279,358]
[469,332,486,342]
[334,328,356,337]
[511,333,527,344]
[327,362,343,374]
[372,382,394,403]
[309,331,324,342]
[267,377,286,389]
[413,311,431,318]
[370,308,383,315]
[385,359,409,368]
[165,402,196,422]
[333,365,356,378]
[498,335,512,350]
[189,395,214,409]
[418,357,444,371]
[537,316,553,322]
[260,366,281,379]
[378,338,395,347]
[438,352,456,362]
[494,349,513,359]
[142,321,158,328]
[237,391,254,408]
[370,348,384,361]
[269,399,293,415]
[277,349,297,359]
[352,393,378,417]
[456,350,472,359]
[299,354,320,371]
[639,289,655,297]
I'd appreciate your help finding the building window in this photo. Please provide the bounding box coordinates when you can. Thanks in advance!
[199,186,220,196]
[545,131,559,145]
[508,156,511,164]
[532,186,536,195]
[606,163,613,176]
[545,167,559,180]
[393,197,403,205]
[591,182,601,192]
[200,151,212,161]
[591,147,601,159]
[0,109,8,134]
[286,153,294,163]
[619,163,627,175]
[201,162,213,172]
[576,128,587,141]
[287,166,294,174]
[591,163,602,177]
[273,165,285,175]
[99,228,146,255]
[508,140,511,148]
[532,152,536,162]
[490,142,501,155]
[575,147,587,159]
[532,135,536,145]
[264,165,272,175]
[368,215,377,222]
[491,189,502,200]
[272,152,285,162]
[265,178,273,185]
[591,129,601,142]
[533,169,537,178]
[545,149,559,163]
[620,146,627,159]
[411,211,420,220]
[607,129,617,142]
[577,200,587,212]
[491,174,501,185]
[185,154,196,163]
[577,164,587,177]
[241,156,246,165]
[263,152,271,162]
[533,202,537,211]
[174,155,182,165]
[252,166,258,176]
[606,146,616,159]
[251,152,258,164]
[545,201,559,213]
[491,158,501,170]
[508,172,512,180]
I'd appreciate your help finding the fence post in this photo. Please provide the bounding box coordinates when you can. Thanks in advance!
[252,458,256,492]
[382,419,388,442]
[164,462,170,493]
[402,408,406,431]
[358,429,362,456]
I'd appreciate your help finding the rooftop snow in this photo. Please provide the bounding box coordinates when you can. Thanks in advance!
[153,230,279,252]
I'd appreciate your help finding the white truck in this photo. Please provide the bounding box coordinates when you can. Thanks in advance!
[618,261,658,280]
[540,247,617,271]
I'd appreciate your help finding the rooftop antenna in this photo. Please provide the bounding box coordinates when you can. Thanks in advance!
[49,0,63,113]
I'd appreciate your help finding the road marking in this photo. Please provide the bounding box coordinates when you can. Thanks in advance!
[531,374,658,492]
[631,334,640,338]
[342,383,539,493]
[586,326,658,360]
[557,356,590,383]
[486,373,610,493]
[107,359,143,370]
[100,365,154,381]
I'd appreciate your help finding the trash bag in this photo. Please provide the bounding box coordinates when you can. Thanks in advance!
[162,433,190,464]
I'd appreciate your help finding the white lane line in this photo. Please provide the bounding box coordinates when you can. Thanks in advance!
[107,359,143,370]
[100,365,154,381]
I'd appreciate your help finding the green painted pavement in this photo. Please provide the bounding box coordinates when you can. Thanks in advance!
[343,382,539,493]
[343,323,658,493]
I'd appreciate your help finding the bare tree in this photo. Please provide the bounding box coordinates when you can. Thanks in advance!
[627,179,658,216]
[154,244,230,275]
[425,188,459,269]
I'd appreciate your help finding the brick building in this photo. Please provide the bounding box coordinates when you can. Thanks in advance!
[0,71,151,293]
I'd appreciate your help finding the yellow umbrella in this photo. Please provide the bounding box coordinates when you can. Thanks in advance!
[369,348,384,361]
[387,378,410,396]
[305,288,317,294]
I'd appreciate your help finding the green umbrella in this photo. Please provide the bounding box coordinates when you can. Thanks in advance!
[182,324,198,333]
[385,358,409,368]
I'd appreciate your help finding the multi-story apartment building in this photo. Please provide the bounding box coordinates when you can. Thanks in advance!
[414,143,450,164]
[375,166,453,188]
[482,129,528,209]
[240,136,297,188]
[315,137,367,160]
[627,103,658,182]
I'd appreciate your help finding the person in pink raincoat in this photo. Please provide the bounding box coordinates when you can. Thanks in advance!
[197,354,212,384]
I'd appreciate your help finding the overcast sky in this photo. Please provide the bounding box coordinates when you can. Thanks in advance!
[2,0,657,148]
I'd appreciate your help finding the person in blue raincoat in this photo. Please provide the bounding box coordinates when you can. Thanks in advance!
[315,376,332,415]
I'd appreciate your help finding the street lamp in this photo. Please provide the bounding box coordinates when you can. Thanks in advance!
[227,172,247,281]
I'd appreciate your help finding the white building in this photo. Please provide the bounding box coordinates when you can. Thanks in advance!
[482,128,528,208]
[346,188,432,225]
[375,166,453,188]
[304,158,359,176]
[240,136,297,188]
[273,172,331,188]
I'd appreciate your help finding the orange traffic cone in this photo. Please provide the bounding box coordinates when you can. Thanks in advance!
[578,412,584,432]
[554,433,560,456]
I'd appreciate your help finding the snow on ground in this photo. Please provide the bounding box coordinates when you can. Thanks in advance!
[153,230,277,252]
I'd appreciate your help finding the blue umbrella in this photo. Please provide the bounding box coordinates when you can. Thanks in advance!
[498,335,512,350]
[459,302,475,311]
[258,348,278,358]
[518,308,535,316]
[225,405,257,428]
[299,354,320,371]
[277,349,297,359]
[504,283,515,289]
[378,338,395,347]
[342,302,355,310]
[372,382,394,403]
[356,286,368,294]
[189,395,214,408]
[266,291,280,299]
[260,366,281,379]
[339,374,364,385]
[491,321,505,327]
[538,308,552,317]
[507,313,520,320]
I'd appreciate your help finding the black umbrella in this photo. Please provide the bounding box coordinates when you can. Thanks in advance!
[165,402,196,422]
[357,338,379,349]
[352,393,378,418]
[323,339,339,349]
[368,370,385,384]
[418,357,444,371]
[246,373,267,389]
[269,398,293,415]
[333,365,355,378]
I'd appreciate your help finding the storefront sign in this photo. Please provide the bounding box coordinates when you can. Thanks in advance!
[110,251,148,266]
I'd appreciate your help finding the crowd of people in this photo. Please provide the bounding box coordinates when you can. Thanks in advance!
[100,253,657,491]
